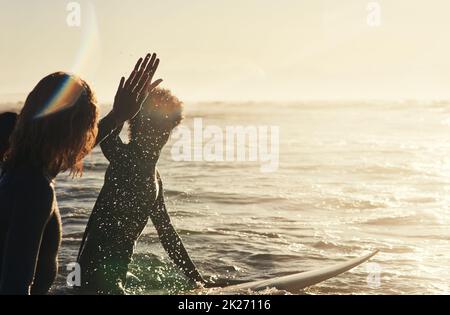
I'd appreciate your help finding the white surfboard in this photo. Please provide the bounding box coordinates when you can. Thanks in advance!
[210,250,379,294]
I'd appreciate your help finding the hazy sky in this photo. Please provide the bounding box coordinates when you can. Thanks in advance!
[1,0,450,102]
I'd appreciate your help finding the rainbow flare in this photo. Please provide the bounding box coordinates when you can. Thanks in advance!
[35,2,101,119]
[35,77,85,119]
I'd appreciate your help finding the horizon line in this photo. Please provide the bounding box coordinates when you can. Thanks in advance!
[2,94,450,106]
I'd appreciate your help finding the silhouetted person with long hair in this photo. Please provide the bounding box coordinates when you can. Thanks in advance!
[77,88,205,294]
[0,53,162,295]
[0,112,18,167]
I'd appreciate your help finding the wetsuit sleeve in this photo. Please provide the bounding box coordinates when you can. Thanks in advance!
[0,182,54,295]
[149,174,205,284]
[100,123,127,162]
[96,112,119,146]
[30,212,61,295]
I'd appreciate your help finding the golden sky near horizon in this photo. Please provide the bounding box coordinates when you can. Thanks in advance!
[1,0,450,102]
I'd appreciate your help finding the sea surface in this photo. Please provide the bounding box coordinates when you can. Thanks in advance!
[3,101,450,295]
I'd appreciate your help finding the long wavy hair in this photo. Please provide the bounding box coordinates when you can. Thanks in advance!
[0,112,18,161]
[4,72,99,177]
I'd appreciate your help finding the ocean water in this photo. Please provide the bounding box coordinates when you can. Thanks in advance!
[4,101,450,295]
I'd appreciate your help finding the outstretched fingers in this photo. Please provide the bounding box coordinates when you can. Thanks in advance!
[130,53,152,89]
[135,53,160,94]
[116,77,125,95]
[135,73,150,98]
[144,53,157,74]
[124,57,143,89]
[135,54,158,92]
[118,52,162,106]
[147,78,163,93]
[147,58,160,83]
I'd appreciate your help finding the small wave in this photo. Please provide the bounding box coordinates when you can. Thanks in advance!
[164,188,191,198]
[311,241,363,252]
[127,253,194,294]
[61,217,88,228]
[315,197,386,211]
[57,187,100,201]
[201,287,296,295]
[246,253,302,263]
[240,230,282,239]
[356,164,423,177]
[82,162,108,171]
[60,237,83,247]
[200,192,287,205]
[361,213,436,226]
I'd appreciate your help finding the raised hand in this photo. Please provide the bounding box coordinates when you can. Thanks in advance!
[112,53,163,124]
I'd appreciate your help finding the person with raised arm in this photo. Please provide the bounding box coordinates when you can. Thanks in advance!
[77,88,205,295]
[0,53,162,295]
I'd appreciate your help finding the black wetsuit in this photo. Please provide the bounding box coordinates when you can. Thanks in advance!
[0,114,119,295]
[0,167,61,295]
[77,128,203,294]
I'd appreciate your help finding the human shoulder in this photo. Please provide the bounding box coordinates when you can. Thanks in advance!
[11,169,55,216]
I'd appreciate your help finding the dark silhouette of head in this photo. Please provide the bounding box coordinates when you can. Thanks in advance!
[128,88,183,156]
[0,112,18,161]
[4,72,99,177]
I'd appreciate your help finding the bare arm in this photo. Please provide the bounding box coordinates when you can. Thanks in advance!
[0,180,54,295]
[150,178,205,284]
